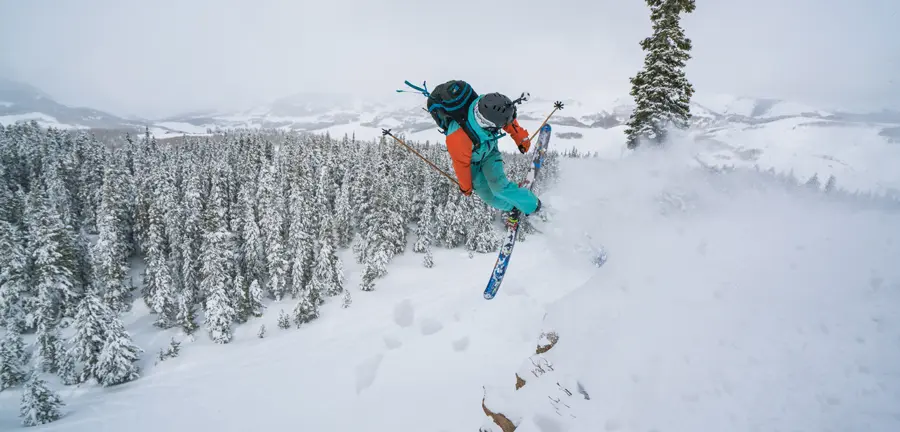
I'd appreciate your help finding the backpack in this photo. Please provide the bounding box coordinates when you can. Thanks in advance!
[426,80,478,133]
[399,80,484,146]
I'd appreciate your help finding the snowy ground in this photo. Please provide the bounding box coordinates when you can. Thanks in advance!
[2,134,899,431]
[481,143,900,431]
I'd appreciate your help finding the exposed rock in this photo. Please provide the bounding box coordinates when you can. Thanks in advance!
[536,331,559,354]
[481,397,517,432]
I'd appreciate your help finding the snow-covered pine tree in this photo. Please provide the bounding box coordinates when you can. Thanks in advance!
[388,144,419,226]
[341,288,352,308]
[332,168,354,248]
[277,309,290,329]
[0,316,28,390]
[318,147,341,214]
[805,173,821,190]
[74,133,106,234]
[180,164,203,308]
[144,230,177,328]
[19,371,64,426]
[413,171,436,254]
[42,153,79,242]
[68,289,109,383]
[93,313,142,386]
[200,177,237,344]
[231,272,247,323]
[290,287,319,328]
[245,279,264,318]
[286,178,315,299]
[161,161,186,300]
[465,200,499,254]
[349,146,376,237]
[624,0,696,149]
[435,185,467,248]
[26,187,79,374]
[423,244,434,268]
[310,215,343,299]
[175,289,198,335]
[142,170,178,328]
[0,220,30,331]
[358,171,407,291]
[32,321,62,375]
[130,130,160,254]
[56,351,79,386]
[257,163,288,301]
[27,186,80,326]
[237,183,264,290]
[824,174,837,193]
[93,164,132,313]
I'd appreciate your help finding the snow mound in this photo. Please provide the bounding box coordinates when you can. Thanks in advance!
[482,145,900,432]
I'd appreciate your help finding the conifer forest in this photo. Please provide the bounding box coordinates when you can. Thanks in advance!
[0,121,561,394]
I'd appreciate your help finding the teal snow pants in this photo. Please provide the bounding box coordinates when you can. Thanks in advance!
[471,147,540,215]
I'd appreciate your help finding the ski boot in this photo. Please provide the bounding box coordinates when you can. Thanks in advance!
[504,208,521,229]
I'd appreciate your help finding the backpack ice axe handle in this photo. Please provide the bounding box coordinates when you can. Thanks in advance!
[381,128,461,188]
[526,101,565,145]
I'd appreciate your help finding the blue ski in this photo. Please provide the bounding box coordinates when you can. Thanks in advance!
[483,123,553,300]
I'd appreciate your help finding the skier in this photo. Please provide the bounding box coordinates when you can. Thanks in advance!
[403,80,541,226]
[448,92,542,226]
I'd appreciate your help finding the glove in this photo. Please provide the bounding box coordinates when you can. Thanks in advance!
[459,186,473,196]
[517,137,531,154]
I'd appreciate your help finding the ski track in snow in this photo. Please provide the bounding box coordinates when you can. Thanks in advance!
[355,354,384,394]
[419,317,443,336]
[383,335,402,350]
[452,336,470,352]
[392,298,415,328]
[3,138,899,431]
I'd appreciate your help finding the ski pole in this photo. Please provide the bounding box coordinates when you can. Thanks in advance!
[381,128,461,187]
[526,101,565,144]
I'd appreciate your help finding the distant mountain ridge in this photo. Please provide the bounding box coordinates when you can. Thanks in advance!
[1,78,899,138]
[0,78,146,130]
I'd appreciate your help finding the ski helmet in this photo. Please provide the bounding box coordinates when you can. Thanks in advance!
[475,93,516,130]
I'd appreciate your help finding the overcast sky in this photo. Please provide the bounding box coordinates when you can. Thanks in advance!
[1,0,898,118]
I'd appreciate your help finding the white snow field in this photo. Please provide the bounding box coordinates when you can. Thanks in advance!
[2,134,899,432]
[479,142,900,432]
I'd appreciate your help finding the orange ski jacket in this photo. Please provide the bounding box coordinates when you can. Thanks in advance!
[445,116,530,194]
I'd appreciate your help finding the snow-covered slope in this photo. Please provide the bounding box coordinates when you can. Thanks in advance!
[695,117,900,197]
[480,148,900,431]
[2,135,897,431]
